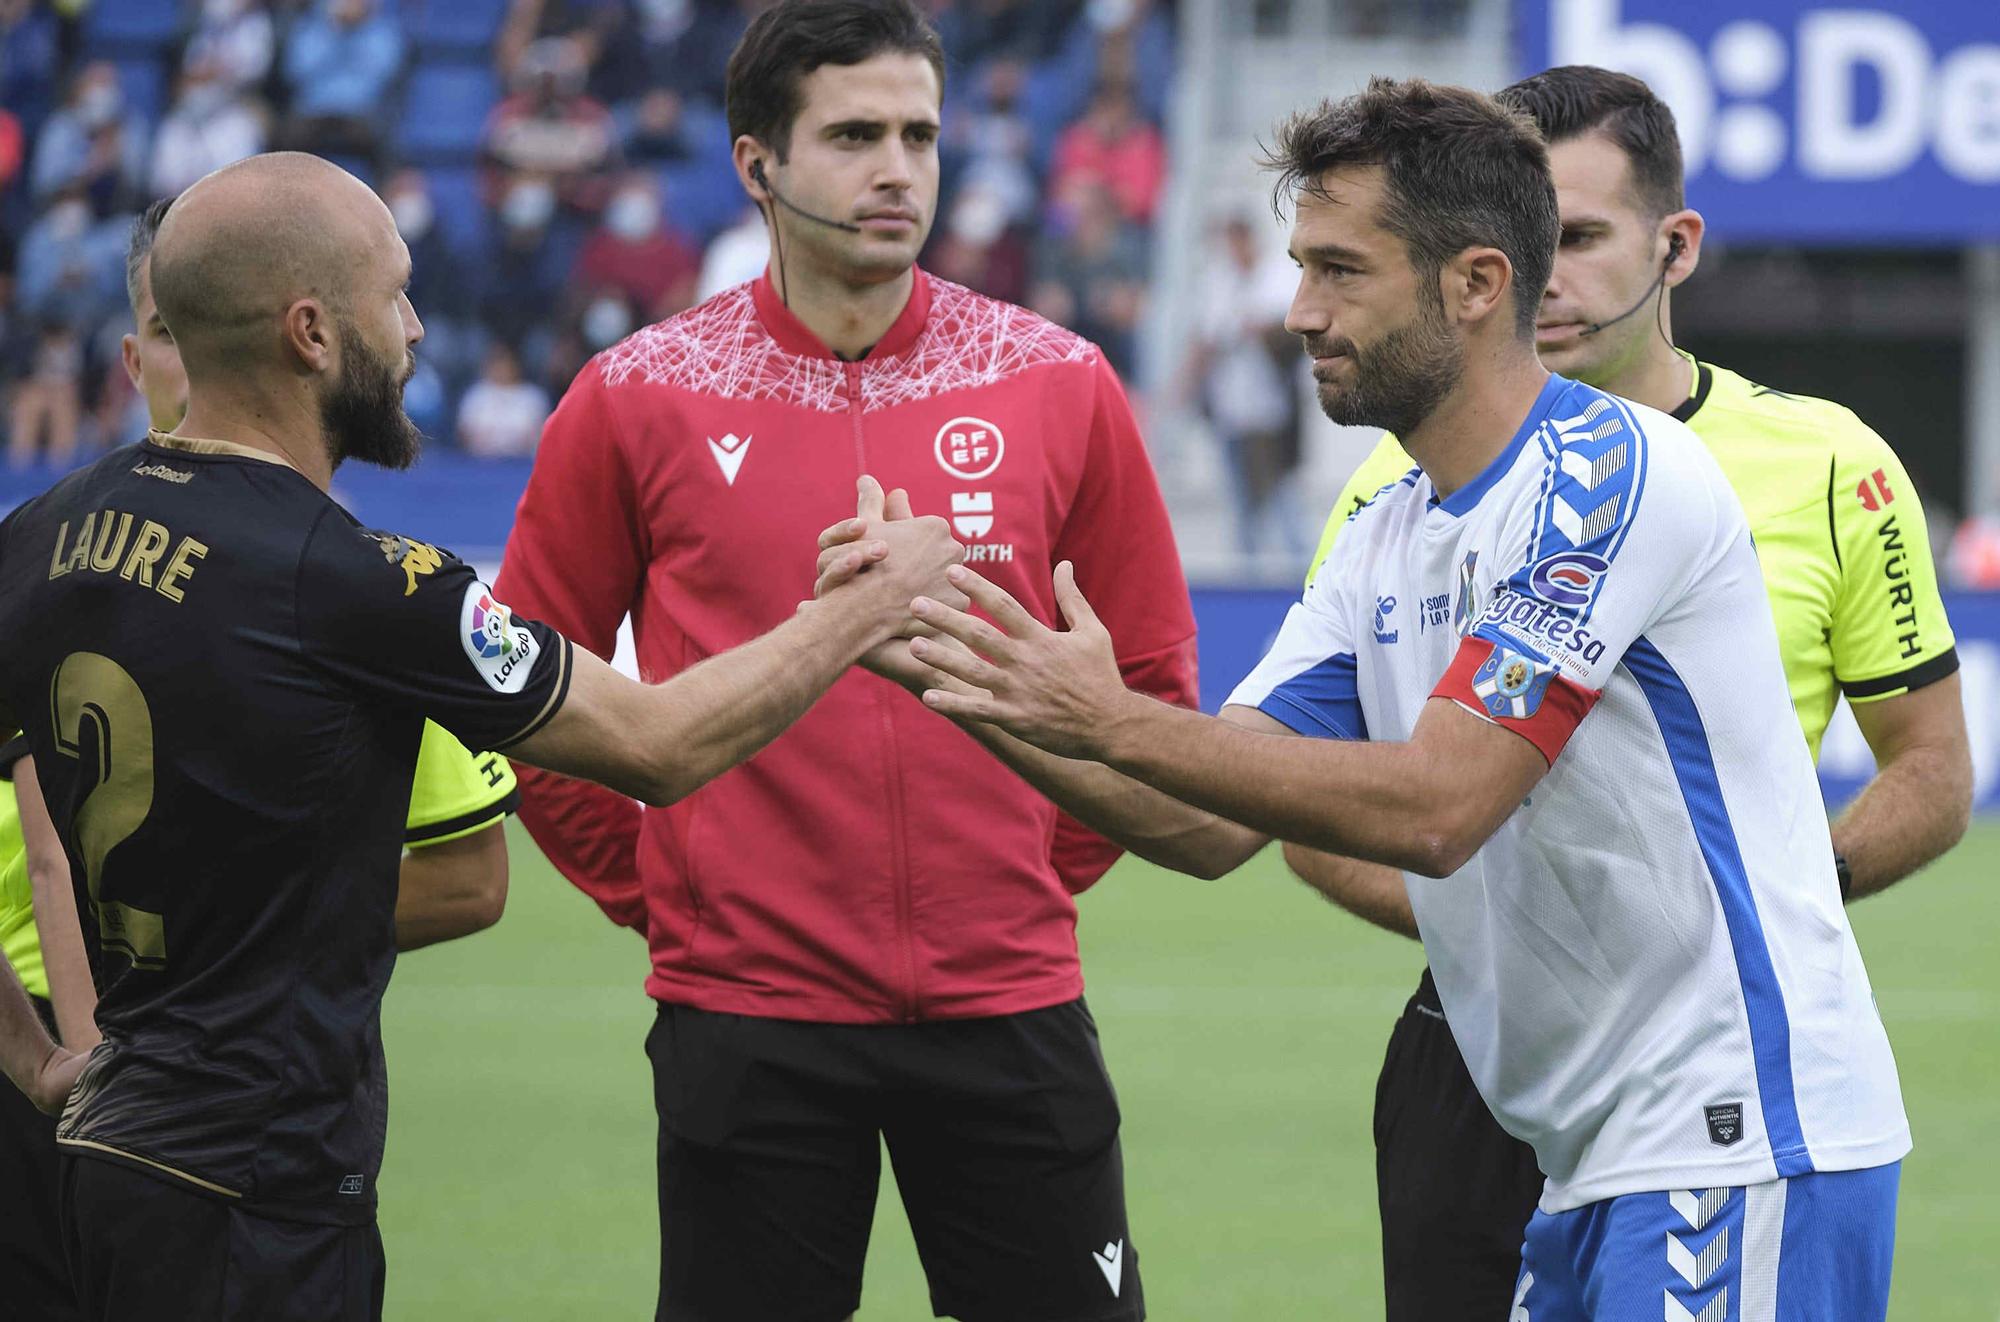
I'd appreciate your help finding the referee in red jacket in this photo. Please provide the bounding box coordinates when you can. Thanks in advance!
[495,3,1197,1318]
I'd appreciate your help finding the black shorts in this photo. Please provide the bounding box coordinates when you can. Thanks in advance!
[1374,967,1544,1322]
[58,1155,384,1322]
[0,996,80,1321]
[648,998,1142,1322]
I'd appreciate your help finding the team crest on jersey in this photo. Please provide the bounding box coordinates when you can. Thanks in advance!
[1472,644,1555,720]
[368,532,445,596]
[935,416,1004,480]
[1526,552,1609,609]
[460,582,540,693]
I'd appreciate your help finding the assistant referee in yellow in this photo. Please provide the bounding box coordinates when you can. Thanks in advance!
[1287,66,1973,1322]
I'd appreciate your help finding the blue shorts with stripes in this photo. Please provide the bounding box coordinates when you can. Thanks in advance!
[1511,1162,1899,1321]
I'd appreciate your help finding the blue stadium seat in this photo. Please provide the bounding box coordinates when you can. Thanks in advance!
[424,165,487,253]
[408,0,511,57]
[85,0,182,48]
[114,57,167,123]
[397,66,499,159]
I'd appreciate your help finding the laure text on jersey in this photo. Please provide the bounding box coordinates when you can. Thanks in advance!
[47,508,208,603]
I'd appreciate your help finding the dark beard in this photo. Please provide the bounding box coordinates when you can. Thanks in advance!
[322,321,422,471]
[1307,295,1462,438]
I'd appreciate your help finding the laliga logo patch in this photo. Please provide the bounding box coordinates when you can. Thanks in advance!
[460,582,540,693]
[935,416,1004,480]
[1472,644,1555,720]
[1527,552,1609,609]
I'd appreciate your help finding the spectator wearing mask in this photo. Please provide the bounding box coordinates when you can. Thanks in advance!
[183,0,275,94]
[456,341,551,459]
[495,0,623,94]
[928,183,1028,305]
[382,168,481,387]
[17,185,125,329]
[479,173,575,372]
[281,0,405,175]
[31,62,147,214]
[950,57,1037,231]
[1030,177,1146,376]
[573,173,698,321]
[1048,75,1165,225]
[482,37,621,219]
[149,59,266,198]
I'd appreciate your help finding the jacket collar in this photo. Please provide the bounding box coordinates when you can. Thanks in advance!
[750,266,932,362]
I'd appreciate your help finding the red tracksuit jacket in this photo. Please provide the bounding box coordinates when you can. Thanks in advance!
[496,269,1198,1023]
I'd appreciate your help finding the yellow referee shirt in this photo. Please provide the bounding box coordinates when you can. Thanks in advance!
[1307,361,1958,759]
[0,724,516,1001]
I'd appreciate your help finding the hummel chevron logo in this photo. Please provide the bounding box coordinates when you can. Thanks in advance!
[1092,1240,1124,1297]
[1669,1188,1731,1231]
[1668,1226,1730,1288]
[1550,490,1623,546]
[1559,440,1629,490]
[1664,1286,1729,1322]
[1510,1271,1533,1322]
[707,433,751,485]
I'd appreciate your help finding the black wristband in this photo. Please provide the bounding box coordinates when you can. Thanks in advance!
[1835,853,1854,901]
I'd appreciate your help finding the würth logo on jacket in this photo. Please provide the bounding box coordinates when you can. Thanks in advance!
[708,433,752,485]
[1856,467,1895,511]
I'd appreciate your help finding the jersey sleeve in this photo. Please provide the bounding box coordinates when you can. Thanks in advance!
[1047,353,1201,893]
[1435,400,1725,765]
[1305,432,1416,589]
[404,722,521,848]
[491,360,650,928]
[296,510,574,754]
[1225,536,1368,740]
[1826,427,1959,703]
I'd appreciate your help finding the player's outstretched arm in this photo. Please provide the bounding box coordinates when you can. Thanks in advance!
[839,564,1268,879]
[509,480,965,807]
[917,567,1548,877]
[1836,672,1973,900]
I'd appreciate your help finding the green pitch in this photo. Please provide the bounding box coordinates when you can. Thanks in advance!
[380,822,2000,1318]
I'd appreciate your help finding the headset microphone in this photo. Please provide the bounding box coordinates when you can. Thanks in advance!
[1576,233,1684,338]
[751,161,863,234]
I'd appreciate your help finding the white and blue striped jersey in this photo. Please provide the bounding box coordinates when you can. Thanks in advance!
[1228,375,1910,1211]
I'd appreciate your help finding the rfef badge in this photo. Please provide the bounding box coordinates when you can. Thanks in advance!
[1471,644,1554,720]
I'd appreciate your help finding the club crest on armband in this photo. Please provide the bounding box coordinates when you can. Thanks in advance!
[1472,645,1554,720]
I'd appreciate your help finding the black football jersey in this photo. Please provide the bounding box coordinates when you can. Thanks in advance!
[0,434,571,1223]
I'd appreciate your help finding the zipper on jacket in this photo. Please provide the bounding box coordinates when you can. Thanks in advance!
[846,361,921,1022]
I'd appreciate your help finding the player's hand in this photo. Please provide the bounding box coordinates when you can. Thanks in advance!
[859,631,986,697]
[815,477,967,639]
[28,1043,85,1117]
[910,561,1132,759]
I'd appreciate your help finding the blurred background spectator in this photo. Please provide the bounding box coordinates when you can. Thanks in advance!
[456,340,549,459]
[1031,177,1146,377]
[280,0,403,177]
[1187,213,1308,560]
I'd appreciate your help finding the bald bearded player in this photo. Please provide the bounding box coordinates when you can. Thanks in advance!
[0,153,966,1322]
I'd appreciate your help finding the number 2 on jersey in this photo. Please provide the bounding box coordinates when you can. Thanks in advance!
[50,652,165,968]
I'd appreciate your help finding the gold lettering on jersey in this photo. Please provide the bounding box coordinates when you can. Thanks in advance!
[89,511,133,573]
[50,510,204,603]
[119,521,171,587]
[60,511,96,577]
[155,537,208,604]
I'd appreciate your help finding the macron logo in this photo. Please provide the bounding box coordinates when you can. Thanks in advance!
[1092,1240,1124,1297]
[707,433,751,485]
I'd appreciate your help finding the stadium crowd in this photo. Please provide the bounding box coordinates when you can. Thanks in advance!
[0,0,1172,463]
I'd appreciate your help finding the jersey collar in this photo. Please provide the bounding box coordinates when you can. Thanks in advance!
[1670,354,1715,424]
[1432,373,1568,518]
[147,429,297,470]
[750,266,933,362]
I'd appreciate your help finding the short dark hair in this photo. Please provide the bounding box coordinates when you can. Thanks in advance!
[125,195,175,312]
[1264,77,1558,339]
[1498,66,1685,219]
[724,0,945,160]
